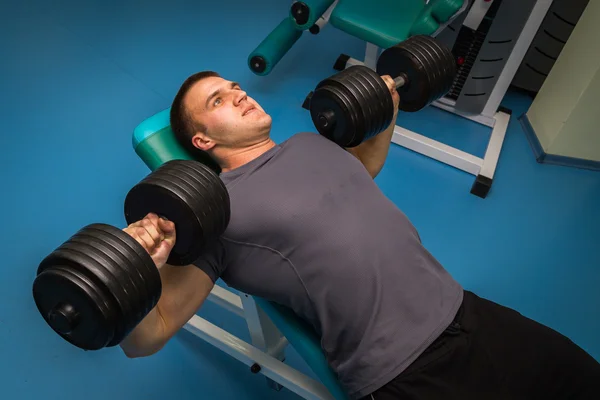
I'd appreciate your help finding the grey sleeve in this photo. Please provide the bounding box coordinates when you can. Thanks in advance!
[192,238,227,283]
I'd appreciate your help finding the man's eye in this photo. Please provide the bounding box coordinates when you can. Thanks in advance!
[214,98,222,106]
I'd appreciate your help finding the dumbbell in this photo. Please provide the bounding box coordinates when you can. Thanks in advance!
[304,35,457,148]
[31,159,230,351]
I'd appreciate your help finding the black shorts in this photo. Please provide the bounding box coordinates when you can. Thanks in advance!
[363,290,600,400]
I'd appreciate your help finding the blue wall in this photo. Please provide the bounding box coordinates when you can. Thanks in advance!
[1,1,599,399]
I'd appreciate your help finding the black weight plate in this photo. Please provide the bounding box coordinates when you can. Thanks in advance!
[348,67,383,139]
[310,84,359,147]
[39,245,122,310]
[176,161,231,236]
[356,66,394,138]
[322,79,365,147]
[126,170,207,260]
[54,242,134,345]
[133,175,207,266]
[331,68,368,146]
[377,45,430,112]
[309,86,347,144]
[33,265,116,350]
[68,233,141,316]
[332,68,371,146]
[125,173,207,265]
[363,67,393,137]
[400,37,438,107]
[83,226,155,318]
[311,67,364,139]
[412,36,450,103]
[419,36,453,85]
[364,64,395,137]
[70,230,149,327]
[422,36,456,98]
[88,224,161,306]
[183,161,230,222]
[172,166,227,238]
[164,162,223,241]
[358,66,394,137]
[159,162,225,237]
[332,74,370,140]
[83,225,153,298]
[428,35,456,86]
[36,246,125,349]
[429,37,456,95]
[155,167,216,245]
[345,66,380,143]
[328,81,366,147]
[409,36,444,105]
[317,65,354,88]
[325,69,365,114]
[340,67,380,146]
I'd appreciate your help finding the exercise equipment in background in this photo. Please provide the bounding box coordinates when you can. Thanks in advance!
[247,0,338,76]
[316,0,555,198]
[305,35,456,147]
[511,0,590,94]
[247,0,463,77]
[413,0,554,197]
[32,160,230,350]
[248,16,303,76]
[129,109,349,400]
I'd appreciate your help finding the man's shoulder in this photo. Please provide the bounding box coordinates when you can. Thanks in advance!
[288,131,327,142]
[285,131,343,151]
[285,131,319,144]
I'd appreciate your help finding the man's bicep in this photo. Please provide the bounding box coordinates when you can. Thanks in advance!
[158,264,215,339]
[159,240,228,338]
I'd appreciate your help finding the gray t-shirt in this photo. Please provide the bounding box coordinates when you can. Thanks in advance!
[194,132,463,399]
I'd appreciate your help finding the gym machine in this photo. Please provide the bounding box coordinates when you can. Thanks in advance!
[325,0,555,197]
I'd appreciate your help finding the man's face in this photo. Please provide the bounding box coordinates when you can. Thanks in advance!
[185,76,272,152]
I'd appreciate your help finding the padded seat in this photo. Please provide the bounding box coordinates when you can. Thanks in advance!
[329,0,465,49]
[330,0,426,48]
[132,109,349,400]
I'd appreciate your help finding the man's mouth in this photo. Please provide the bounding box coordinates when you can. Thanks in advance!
[243,106,256,116]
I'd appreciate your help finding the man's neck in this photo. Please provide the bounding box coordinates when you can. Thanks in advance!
[219,138,277,173]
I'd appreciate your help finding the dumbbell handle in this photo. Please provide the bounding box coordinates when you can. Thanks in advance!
[393,74,407,89]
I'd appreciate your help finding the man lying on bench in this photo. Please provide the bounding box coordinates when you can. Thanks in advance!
[119,71,600,400]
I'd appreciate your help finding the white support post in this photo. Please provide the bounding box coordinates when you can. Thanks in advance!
[364,43,379,69]
[241,293,289,391]
[344,57,365,68]
[433,97,496,128]
[478,110,509,181]
[392,125,483,176]
[206,284,244,318]
[462,0,495,31]
[183,315,336,400]
[311,0,339,33]
[481,0,553,118]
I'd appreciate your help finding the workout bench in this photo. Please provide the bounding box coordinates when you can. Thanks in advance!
[132,108,349,400]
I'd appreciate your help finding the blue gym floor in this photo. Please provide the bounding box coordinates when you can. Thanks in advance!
[2,1,599,399]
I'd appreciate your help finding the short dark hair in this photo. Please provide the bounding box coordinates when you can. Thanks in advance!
[170,71,221,173]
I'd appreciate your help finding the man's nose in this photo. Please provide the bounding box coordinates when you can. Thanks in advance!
[233,90,247,105]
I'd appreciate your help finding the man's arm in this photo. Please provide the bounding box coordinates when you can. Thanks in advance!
[118,212,220,358]
[346,75,400,179]
[119,264,215,358]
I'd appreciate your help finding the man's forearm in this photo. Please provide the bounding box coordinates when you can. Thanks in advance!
[119,305,167,358]
[347,114,398,178]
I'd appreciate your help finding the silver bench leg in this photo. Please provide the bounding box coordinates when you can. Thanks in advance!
[241,293,289,391]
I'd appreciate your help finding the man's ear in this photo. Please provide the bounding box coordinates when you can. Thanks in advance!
[191,132,215,152]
